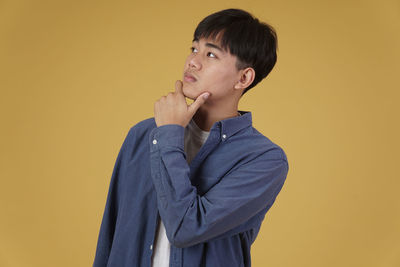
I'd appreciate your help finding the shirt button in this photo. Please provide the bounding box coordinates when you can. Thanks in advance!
[222,134,227,139]
[150,244,153,250]
[152,139,157,144]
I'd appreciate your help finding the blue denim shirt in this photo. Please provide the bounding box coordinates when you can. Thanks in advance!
[93,110,289,267]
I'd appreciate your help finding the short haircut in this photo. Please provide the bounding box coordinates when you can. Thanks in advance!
[193,8,278,95]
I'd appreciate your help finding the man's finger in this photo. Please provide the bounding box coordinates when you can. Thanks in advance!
[175,80,183,95]
[188,92,210,114]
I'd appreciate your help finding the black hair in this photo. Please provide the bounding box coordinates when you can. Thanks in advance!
[193,8,278,95]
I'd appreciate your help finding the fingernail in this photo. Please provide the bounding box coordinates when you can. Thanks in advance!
[203,93,210,99]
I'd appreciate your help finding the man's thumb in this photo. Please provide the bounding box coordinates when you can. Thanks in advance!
[201,92,210,100]
[189,92,210,113]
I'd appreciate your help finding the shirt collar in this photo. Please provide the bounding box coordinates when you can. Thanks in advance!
[211,110,252,139]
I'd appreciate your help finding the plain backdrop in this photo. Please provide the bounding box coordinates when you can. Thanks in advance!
[0,0,399,266]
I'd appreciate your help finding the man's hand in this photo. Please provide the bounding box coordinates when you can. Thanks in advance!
[154,80,210,127]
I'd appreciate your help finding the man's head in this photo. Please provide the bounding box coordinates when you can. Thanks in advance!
[182,8,278,101]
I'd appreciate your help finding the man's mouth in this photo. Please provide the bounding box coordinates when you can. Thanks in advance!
[184,72,197,82]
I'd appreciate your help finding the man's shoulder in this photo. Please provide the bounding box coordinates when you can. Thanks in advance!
[130,117,157,131]
[123,117,157,145]
[238,126,288,163]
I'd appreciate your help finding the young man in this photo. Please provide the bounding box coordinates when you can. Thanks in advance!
[93,8,289,267]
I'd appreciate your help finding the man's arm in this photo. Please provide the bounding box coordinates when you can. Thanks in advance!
[93,128,132,266]
[149,124,289,248]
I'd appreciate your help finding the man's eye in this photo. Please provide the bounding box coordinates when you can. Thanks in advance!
[190,47,216,58]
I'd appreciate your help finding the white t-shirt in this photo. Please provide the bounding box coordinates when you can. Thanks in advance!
[151,118,210,267]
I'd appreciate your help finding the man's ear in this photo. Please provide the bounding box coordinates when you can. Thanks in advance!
[234,67,255,90]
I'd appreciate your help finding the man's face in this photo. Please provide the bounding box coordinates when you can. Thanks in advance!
[182,36,242,101]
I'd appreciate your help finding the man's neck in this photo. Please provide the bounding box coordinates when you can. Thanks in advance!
[192,106,240,132]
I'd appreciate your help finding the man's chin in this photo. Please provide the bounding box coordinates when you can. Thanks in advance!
[184,95,196,101]
[182,86,197,100]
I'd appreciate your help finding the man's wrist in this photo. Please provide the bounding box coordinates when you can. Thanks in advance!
[149,124,185,152]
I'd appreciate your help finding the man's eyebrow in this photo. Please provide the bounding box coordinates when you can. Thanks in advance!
[192,40,225,53]
[205,42,224,52]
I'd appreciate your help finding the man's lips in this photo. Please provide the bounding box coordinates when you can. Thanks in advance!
[184,72,197,82]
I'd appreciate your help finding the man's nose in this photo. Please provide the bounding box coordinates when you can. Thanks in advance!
[188,54,202,69]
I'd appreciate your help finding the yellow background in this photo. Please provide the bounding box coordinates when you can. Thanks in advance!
[1,0,399,266]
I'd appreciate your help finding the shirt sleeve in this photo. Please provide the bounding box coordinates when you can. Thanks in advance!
[149,124,289,248]
[93,127,133,266]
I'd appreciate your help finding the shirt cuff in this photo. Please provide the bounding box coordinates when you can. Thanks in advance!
[149,124,185,152]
